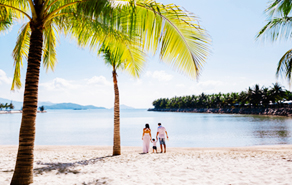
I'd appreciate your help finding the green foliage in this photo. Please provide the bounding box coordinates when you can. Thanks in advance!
[1,0,211,90]
[0,102,14,110]
[257,0,292,83]
[152,83,290,109]
[39,106,45,111]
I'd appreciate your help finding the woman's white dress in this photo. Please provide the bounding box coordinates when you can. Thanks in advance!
[143,132,151,153]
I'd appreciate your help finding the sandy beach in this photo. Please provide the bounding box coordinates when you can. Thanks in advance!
[0,145,292,185]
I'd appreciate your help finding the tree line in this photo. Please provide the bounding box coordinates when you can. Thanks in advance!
[153,83,292,109]
[0,102,14,111]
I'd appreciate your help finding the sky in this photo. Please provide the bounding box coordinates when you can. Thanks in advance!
[0,0,292,109]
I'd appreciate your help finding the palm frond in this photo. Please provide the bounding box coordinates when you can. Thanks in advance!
[115,0,211,78]
[0,0,30,20]
[0,6,12,32]
[276,49,292,83]
[266,0,292,18]
[99,40,145,78]
[11,23,31,90]
[257,16,292,41]
[43,22,58,72]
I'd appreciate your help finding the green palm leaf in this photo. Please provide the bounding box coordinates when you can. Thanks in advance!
[11,23,30,90]
[43,22,58,72]
[110,0,211,78]
[258,0,292,83]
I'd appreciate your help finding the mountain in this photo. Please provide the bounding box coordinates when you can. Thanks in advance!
[111,104,136,110]
[0,98,105,110]
[45,103,105,110]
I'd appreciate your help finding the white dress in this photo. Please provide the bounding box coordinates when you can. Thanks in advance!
[142,130,151,153]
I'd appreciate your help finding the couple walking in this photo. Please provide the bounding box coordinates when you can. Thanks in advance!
[142,123,169,153]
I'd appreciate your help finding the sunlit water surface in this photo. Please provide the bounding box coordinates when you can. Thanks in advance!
[1,109,292,147]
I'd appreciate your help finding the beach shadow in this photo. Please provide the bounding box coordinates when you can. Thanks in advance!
[34,155,114,175]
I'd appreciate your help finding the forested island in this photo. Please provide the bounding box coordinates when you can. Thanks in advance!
[149,83,292,116]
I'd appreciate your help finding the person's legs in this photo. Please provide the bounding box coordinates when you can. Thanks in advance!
[160,144,163,153]
[163,144,166,153]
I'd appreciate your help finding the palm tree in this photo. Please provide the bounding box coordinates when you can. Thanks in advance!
[262,87,271,108]
[4,103,8,110]
[270,83,286,106]
[257,0,292,82]
[9,102,14,110]
[251,84,262,107]
[99,43,144,155]
[0,1,117,184]
[1,1,210,184]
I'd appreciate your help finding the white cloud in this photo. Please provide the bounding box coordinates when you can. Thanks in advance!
[0,69,12,84]
[146,70,173,82]
[176,84,185,88]
[40,78,79,91]
[86,76,111,86]
[197,80,224,88]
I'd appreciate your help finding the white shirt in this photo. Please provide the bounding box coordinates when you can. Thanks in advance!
[152,140,157,146]
[157,126,167,138]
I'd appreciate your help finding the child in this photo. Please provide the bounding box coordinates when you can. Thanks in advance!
[151,138,158,153]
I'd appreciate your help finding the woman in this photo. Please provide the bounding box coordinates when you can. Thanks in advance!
[142,123,152,153]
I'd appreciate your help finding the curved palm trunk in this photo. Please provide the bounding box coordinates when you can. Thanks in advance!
[112,68,121,155]
[10,26,43,185]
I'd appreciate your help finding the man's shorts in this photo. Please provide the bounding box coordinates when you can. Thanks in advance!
[159,138,166,145]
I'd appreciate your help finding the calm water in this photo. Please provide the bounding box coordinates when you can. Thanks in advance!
[1,109,292,147]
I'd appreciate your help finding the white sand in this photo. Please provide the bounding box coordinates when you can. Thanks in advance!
[0,145,292,185]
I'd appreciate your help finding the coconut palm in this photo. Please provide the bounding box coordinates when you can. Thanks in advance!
[99,43,144,155]
[262,87,271,108]
[270,82,286,106]
[0,1,120,184]
[1,0,210,184]
[257,0,292,82]
[9,102,14,110]
[251,84,262,107]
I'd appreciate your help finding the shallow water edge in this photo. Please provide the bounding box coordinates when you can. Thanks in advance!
[148,108,292,116]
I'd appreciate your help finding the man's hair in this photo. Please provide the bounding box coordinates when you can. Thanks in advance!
[158,123,161,126]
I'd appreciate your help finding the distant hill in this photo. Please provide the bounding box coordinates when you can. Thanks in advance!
[0,98,105,110]
[45,103,105,110]
[111,104,136,110]
[0,98,54,110]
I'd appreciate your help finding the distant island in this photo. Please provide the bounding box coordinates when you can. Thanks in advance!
[45,103,105,110]
[0,97,138,110]
[0,98,106,110]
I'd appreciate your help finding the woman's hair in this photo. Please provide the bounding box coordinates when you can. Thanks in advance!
[145,123,150,129]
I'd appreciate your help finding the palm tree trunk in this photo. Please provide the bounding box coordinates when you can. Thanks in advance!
[112,68,121,155]
[10,26,43,185]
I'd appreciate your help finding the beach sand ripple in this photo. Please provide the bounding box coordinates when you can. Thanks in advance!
[0,145,292,185]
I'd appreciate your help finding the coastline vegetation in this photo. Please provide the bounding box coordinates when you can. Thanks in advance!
[152,83,291,109]
[0,102,14,111]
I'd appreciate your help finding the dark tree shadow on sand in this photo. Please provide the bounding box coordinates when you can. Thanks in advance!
[34,155,114,175]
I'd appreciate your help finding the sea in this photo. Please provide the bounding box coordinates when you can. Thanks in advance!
[1,109,292,147]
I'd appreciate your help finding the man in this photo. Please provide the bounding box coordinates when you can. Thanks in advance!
[156,123,169,153]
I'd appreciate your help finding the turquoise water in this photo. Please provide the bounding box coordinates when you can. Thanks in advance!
[1,109,292,147]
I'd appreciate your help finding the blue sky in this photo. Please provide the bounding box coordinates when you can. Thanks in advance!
[0,0,291,108]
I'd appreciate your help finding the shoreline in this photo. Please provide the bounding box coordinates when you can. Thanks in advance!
[148,107,292,116]
[1,145,292,184]
[0,110,47,114]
